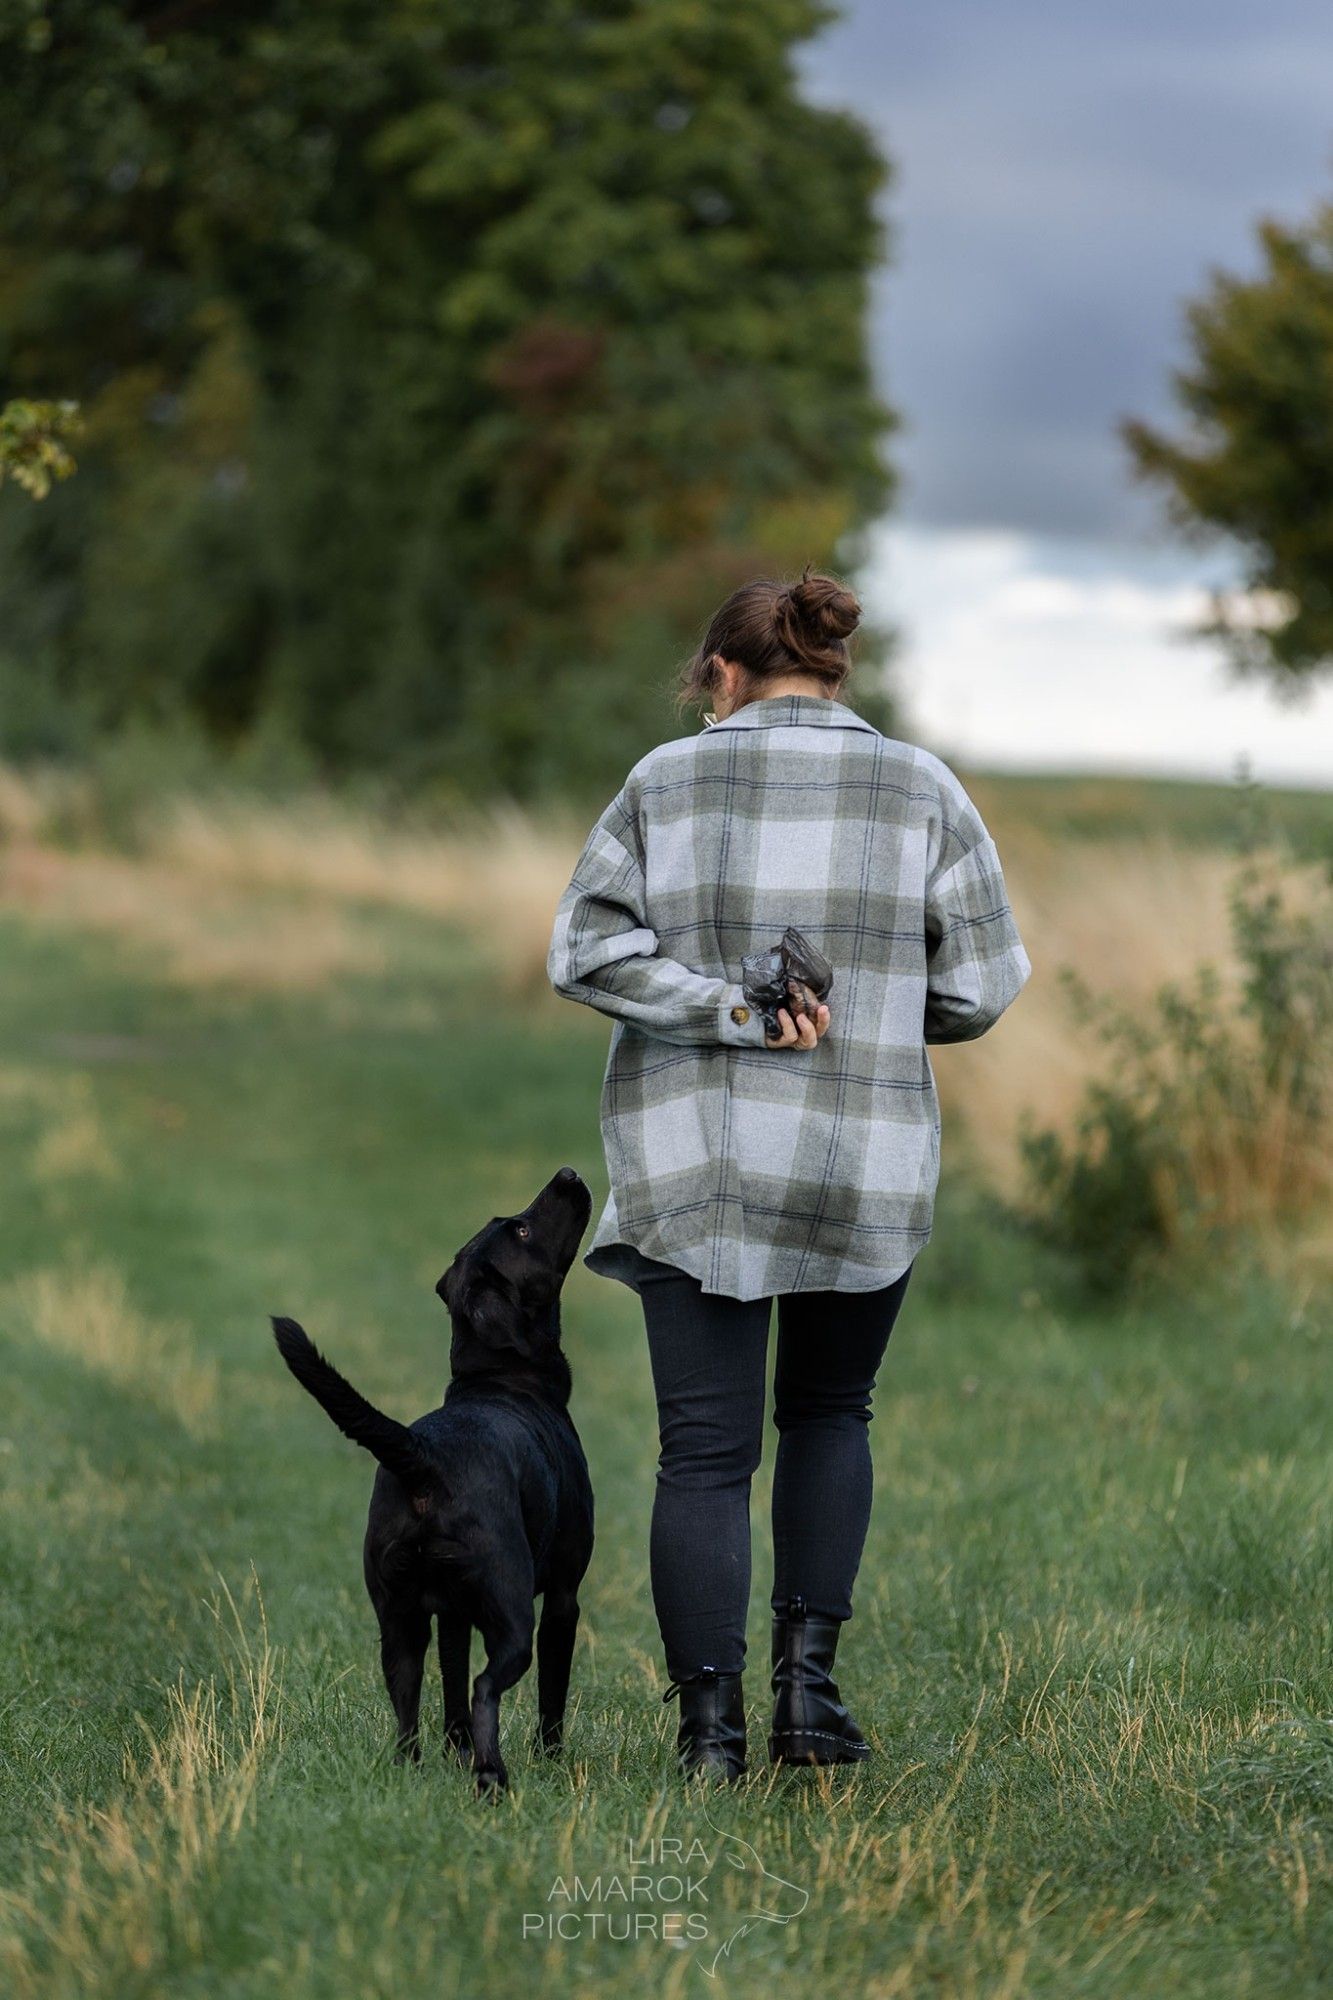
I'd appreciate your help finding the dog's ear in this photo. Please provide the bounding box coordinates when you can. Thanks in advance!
[467,1264,531,1351]
[436,1256,462,1315]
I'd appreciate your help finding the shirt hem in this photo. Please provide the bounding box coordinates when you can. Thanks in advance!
[583,1226,929,1303]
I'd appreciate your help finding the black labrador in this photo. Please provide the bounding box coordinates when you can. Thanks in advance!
[272,1165,594,1793]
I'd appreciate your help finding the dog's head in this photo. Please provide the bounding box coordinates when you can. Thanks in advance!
[436,1167,592,1377]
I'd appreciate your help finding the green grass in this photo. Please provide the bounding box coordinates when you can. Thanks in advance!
[969,769,1333,863]
[0,901,1328,1998]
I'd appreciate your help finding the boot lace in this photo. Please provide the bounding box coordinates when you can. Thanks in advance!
[661,1665,724,1704]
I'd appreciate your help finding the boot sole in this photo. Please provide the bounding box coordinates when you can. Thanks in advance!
[768,1732,870,1766]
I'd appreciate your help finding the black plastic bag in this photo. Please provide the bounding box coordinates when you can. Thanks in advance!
[740,925,833,1041]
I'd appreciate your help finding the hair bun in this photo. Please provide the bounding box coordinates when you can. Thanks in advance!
[676,564,862,713]
[773,564,861,668]
[787,569,861,642]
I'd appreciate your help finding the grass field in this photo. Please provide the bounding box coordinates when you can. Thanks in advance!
[0,787,1329,1998]
[966,770,1333,865]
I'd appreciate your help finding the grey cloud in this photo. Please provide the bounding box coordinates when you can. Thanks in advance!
[799,2,1333,536]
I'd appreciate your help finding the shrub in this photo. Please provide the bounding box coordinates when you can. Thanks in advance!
[1019,819,1332,1293]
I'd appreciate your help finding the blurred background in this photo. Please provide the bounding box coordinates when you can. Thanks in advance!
[8,0,1333,800]
[808,1,1333,788]
[0,0,1328,1283]
[0,10,1330,1993]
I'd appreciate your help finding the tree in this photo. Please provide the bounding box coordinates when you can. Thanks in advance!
[0,1,895,802]
[1123,199,1333,695]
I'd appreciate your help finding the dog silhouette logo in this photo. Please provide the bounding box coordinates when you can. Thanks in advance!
[695,1812,810,1978]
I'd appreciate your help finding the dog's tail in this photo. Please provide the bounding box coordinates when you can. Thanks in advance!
[271,1316,437,1499]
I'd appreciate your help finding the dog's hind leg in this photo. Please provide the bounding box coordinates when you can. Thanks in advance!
[437,1609,473,1761]
[535,1588,580,1755]
[470,1588,535,1796]
[376,1605,431,1764]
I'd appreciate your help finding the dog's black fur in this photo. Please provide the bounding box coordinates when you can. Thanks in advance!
[272,1166,594,1793]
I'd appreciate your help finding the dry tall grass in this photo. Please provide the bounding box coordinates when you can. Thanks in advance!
[1,762,1325,1200]
[0,1579,279,2000]
[157,794,583,997]
[6,1262,219,1434]
[0,773,580,994]
[927,823,1261,1186]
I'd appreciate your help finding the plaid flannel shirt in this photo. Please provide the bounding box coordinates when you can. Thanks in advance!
[547,691,1031,1300]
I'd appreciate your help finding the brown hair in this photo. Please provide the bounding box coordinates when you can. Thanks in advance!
[674,564,862,714]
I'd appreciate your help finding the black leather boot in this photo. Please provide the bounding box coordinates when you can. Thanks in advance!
[661,1666,746,1782]
[768,1595,870,1765]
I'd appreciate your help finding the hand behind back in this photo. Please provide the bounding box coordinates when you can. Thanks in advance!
[764,998,831,1050]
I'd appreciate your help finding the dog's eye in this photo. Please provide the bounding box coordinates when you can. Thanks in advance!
[515,1223,530,1240]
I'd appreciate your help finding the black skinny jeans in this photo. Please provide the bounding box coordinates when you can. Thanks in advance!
[636,1254,913,1681]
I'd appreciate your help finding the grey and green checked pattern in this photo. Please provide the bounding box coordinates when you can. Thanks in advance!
[547,692,1031,1301]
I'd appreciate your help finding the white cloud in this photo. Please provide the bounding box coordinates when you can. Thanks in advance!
[862,524,1333,788]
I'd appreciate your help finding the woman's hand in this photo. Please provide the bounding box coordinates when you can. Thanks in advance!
[765,1001,831,1050]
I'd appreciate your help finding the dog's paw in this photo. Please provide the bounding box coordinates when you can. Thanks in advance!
[535,1725,564,1757]
[474,1764,508,1797]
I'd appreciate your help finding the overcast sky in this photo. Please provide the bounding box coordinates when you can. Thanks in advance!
[801,3,1333,785]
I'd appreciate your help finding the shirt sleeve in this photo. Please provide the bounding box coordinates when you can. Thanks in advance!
[547,781,771,1049]
[922,776,1032,1045]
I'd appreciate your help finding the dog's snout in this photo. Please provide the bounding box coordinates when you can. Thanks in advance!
[555,1165,579,1186]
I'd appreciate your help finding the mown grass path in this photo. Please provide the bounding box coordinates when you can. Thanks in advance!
[0,906,1327,1998]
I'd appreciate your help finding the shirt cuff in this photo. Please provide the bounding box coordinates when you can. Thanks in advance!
[718,984,770,1046]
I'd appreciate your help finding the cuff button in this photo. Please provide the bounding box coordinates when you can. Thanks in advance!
[730,1005,750,1025]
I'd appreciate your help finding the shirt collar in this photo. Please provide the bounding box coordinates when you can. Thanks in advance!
[703,692,879,736]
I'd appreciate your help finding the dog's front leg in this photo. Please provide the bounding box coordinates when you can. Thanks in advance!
[470,1606,534,1795]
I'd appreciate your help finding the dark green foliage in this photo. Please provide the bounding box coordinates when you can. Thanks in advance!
[0,1,895,801]
[1020,1065,1169,1297]
[1124,198,1333,690]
